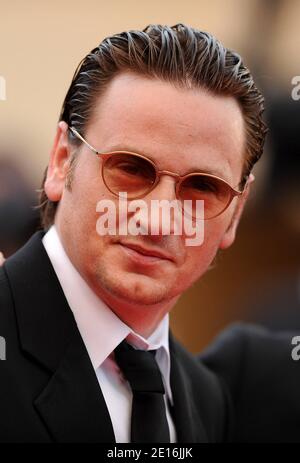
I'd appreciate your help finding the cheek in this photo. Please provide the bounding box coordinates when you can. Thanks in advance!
[59,166,113,259]
[170,247,215,296]
[67,160,110,227]
[185,240,218,276]
[176,218,230,284]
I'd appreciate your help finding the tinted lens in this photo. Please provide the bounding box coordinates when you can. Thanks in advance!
[179,174,232,219]
[103,153,157,198]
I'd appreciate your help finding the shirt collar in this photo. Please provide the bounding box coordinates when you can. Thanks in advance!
[42,225,172,401]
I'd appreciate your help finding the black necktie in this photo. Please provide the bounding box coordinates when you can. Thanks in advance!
[114,340,170,443]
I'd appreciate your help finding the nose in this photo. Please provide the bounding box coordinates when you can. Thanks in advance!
[151,174,178,199]
[136,174,183,237]
[146,173,180,208]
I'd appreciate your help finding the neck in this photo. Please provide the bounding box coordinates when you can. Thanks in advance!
[94,287,178,338]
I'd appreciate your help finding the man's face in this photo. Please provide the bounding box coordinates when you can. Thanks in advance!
[46,73,248,333]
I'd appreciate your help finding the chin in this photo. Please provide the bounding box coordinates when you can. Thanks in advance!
[94,266,174,306]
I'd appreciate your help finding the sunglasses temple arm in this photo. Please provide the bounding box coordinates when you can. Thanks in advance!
[69,127,100,155]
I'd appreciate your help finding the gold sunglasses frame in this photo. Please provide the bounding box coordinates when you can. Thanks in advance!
[69,126,247,219]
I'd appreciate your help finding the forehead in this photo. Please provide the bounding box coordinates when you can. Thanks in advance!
[86,73,245,182]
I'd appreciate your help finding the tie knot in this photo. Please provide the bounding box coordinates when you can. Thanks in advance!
[114,340,165,394]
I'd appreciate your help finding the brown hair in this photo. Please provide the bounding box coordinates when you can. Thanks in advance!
[39,23,267,229]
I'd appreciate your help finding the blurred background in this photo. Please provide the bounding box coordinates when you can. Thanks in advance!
[0,0,299,352]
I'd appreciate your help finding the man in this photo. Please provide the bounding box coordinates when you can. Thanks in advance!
[0,24,267,443]
[201,323,300,443]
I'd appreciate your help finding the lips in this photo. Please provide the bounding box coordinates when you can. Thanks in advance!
[118,242,174,262]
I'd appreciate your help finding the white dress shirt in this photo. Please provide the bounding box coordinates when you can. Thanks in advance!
[42,225,177,443]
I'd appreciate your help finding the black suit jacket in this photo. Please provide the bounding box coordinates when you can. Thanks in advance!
[201,323,300,442]
[0,231,229,443]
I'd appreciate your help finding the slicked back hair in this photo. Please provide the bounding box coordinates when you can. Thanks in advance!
[39,23,267,229]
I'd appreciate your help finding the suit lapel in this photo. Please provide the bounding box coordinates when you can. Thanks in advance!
[4,231,115,442]
[34,332,115,442]
[169,333,208,443]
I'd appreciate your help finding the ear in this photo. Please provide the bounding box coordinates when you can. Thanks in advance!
[219,173,255,250]
[44,121,72,202]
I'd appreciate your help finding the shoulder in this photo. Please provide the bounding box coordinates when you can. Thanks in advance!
[200,322,295,383]
[0,265,15,332]
[170,333,233,442]
[171,332,227,393]
[0,264,20,376]
[200,323,300,442]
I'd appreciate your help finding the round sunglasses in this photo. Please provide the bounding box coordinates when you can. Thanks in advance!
[69,126,247,220]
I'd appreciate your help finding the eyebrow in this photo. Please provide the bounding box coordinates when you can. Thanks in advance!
[101,144,230,180]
